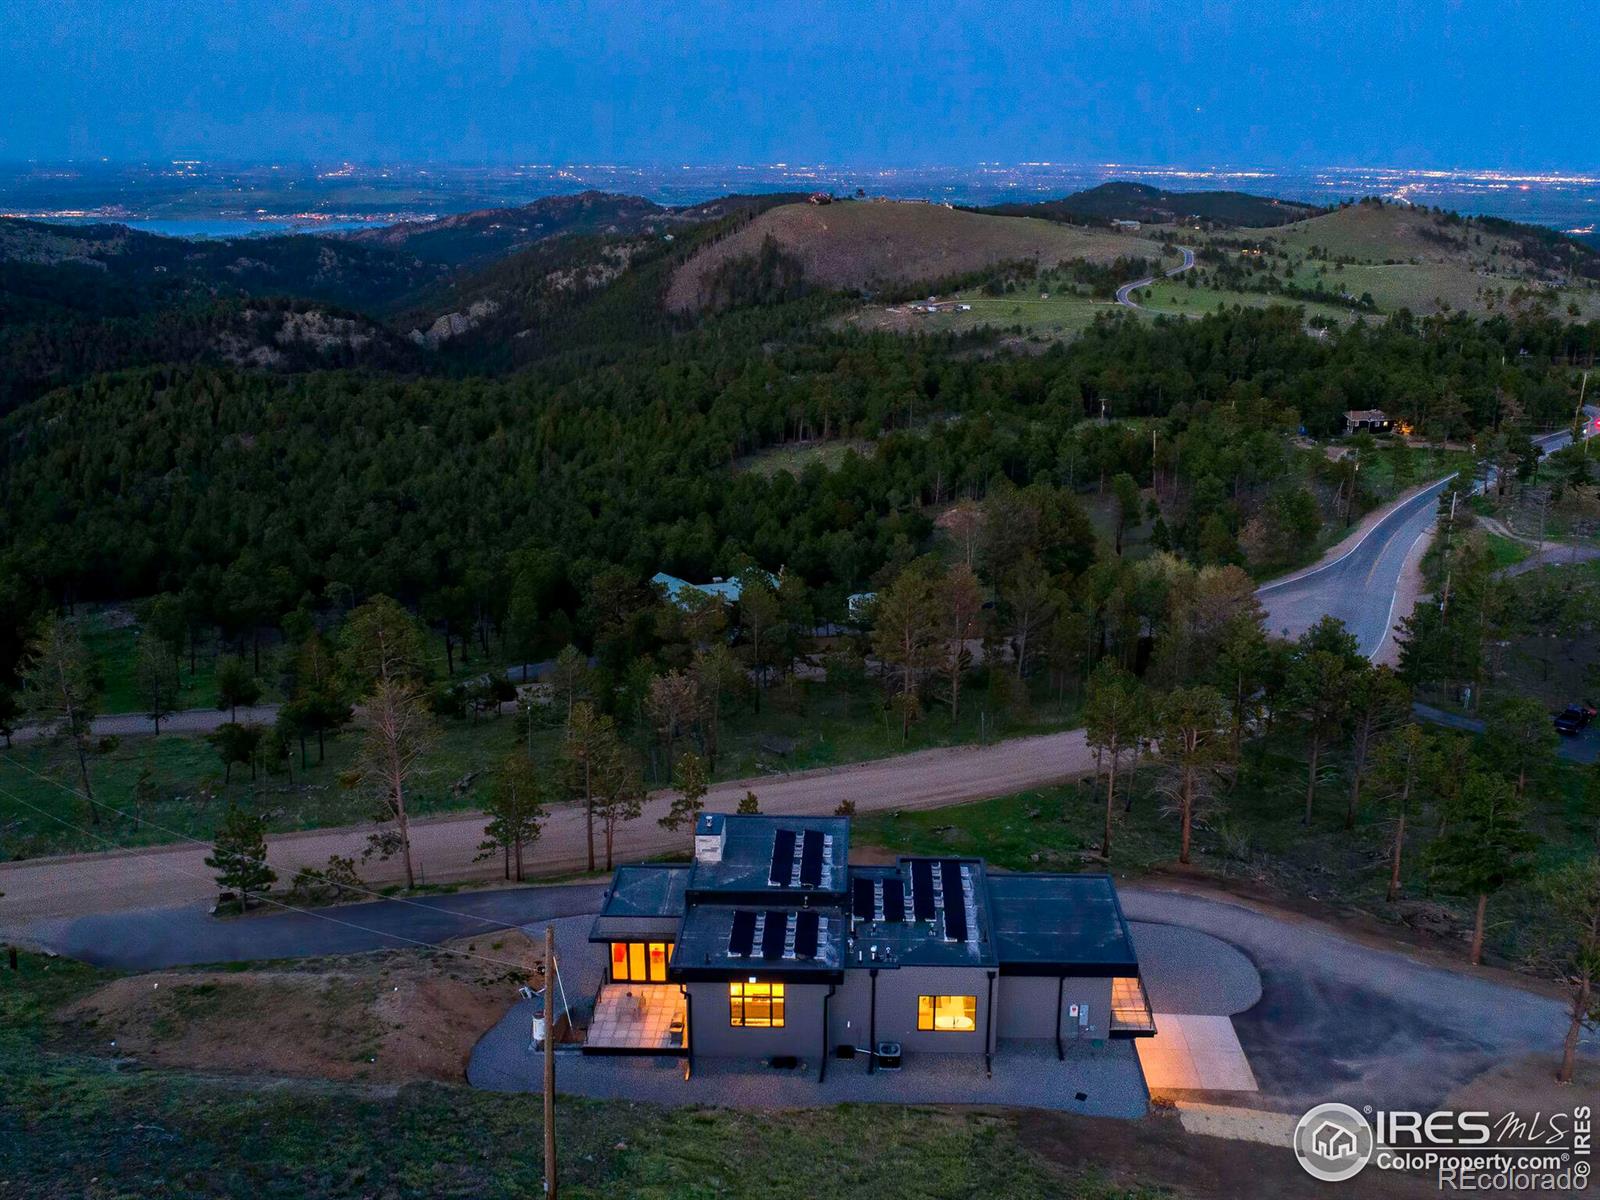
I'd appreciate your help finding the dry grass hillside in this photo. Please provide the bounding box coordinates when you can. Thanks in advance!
[667,200,1166,311]
[1239,203,1525,264]
[1226,202,1600,319]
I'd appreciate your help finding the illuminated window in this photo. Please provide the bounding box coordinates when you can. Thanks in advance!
[917,994,977,1032]
[610,942,674,982]
[729,981,785,1027]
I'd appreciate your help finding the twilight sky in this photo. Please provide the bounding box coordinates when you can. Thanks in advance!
[0,0,1591,169]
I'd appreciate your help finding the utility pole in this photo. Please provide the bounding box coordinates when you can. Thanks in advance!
[544,924,557,1200]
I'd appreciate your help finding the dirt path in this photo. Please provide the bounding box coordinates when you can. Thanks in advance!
[0,729,1092,926]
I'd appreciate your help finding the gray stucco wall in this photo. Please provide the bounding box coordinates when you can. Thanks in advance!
[826,965,998,1056]
[995,975,1113,1041]
[686,979,831,1059]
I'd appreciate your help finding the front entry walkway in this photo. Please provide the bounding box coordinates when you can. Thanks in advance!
[585,984,686,1054]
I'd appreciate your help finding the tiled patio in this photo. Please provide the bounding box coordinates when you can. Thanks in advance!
[1135,1012,1258,1092]
[585,983,687,1053]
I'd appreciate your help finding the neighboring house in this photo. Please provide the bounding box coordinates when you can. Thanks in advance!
[1343,409,1393,435]
[846,592,877,625]
[1111,218,1142,232]
[651,570,777,608]
[584,813,1156,1080]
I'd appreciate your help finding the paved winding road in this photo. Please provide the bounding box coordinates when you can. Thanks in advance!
[1260,423,1591,658]
[1115,245,1196,309]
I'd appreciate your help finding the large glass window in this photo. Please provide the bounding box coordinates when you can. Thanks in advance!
[917,994,977,1032]
[610,941,674,982]
[729,981,785,1027]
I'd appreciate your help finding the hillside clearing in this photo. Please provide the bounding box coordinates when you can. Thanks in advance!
[55,932,545,1084]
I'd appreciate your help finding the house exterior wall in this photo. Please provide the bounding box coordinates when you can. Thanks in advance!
[826,965,997,1056]
[686,979,831,1059]
[996,975,1113,1041]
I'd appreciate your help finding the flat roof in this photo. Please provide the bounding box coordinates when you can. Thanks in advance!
[670,902,846,981]
[843,859,997,969]
[602,864,690,917]
[687,814,849,899]
[589,864,690,942]
[986,873,1140,976]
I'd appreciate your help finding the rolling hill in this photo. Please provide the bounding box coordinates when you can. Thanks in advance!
[978,182,1321,229]
[0,218,445,318]
[344,189,807,268]
[666,200,1168,311]
[1223,200,1600,318]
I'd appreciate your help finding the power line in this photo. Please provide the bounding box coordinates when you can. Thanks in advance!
[0,748,540,934]
[0,782,545,977]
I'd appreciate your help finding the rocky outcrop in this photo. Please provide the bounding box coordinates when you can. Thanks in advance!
[409,298,500,347]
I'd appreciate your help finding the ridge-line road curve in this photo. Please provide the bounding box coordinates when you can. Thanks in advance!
[1115,245,1196,309]
[1259,421,1592,658]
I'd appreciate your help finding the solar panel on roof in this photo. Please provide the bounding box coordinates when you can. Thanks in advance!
[852,877,874,921]
[942,861,967,941]
[799,829,823,887]
[794,910,820,959]
[768,829,797,886]
[883,878,907,923]
[728,910,756,957]
[761,910,789,959]
[911,860,936,921]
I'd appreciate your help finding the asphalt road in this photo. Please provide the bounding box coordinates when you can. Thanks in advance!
[1260,424,1588,658]
[1114,245,1196,309]
[1413,701,1600,764]
[1119,888,1575,1114]
[1258,477,1452,657]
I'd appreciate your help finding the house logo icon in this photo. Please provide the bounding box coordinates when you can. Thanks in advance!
[1294,1103,1375,1182]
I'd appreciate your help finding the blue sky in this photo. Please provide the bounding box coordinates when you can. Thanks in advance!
[0,0,1591,168]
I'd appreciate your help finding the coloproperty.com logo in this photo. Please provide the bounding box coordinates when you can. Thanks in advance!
[1294,1102,1592,1192]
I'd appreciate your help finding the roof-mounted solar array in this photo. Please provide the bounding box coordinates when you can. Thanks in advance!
[852,876,874,920]
[799,829,823,886]
[795,910,820,958]
[768,829,797,886]
[942,859,969,942]
[761,909,789,959]
[883,877,907,923]
[728,909,757,956]
[911,860,936,921]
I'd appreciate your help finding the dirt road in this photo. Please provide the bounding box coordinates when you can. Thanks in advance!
[0,728,1092,928]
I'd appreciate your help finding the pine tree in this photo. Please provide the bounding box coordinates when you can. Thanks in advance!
[660,750,709,833]
[1427,771,1537,965]
[477,754,546,882]
[19,615,103,823]
[1083,661,1150,859]
[1153,686,1232,865]
[206,804,277,914]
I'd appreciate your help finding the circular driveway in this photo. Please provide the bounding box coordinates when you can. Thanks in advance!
[1128,921,1262,1015]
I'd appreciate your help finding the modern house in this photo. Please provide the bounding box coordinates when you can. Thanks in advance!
[1343,408,1393,435]
[584,813,1155,1079]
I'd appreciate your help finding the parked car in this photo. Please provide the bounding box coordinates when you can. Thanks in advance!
[1553,703,1597,736]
